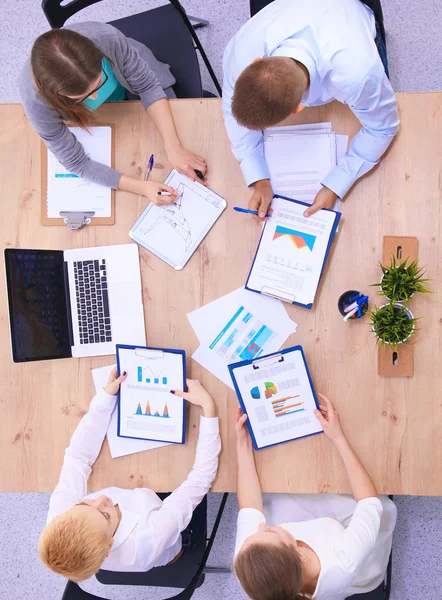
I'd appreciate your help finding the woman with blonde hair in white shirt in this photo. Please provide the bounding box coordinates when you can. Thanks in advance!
[234,394,396,600]
[38,370,221,582]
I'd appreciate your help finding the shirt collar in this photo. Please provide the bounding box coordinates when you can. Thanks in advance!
[112,508,139,551]
[271,45,318,107]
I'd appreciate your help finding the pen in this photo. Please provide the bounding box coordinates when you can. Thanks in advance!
[157,191,172,196]
[343,306,359,321]
[144,154,154,181]
[234,207,272,218]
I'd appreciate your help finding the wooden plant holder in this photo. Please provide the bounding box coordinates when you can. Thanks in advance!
[377,236,418,377]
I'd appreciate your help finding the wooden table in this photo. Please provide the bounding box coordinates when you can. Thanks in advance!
[1,95,441,495]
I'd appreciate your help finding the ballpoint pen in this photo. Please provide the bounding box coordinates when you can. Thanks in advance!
[144,154,154,181]
[234,207,272,218]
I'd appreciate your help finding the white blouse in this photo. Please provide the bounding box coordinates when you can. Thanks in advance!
[235,494,396,599]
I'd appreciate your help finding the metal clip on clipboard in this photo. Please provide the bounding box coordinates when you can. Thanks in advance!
[252,353,284,370]
[134,348,165,361]
[59,211,95,231]
[260,286,296,304]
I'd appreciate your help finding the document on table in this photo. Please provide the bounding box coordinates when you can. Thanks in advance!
[117,345,186,444]
[188,287,297,389]
[130,170,227,270]
[46,126,112,218]
[264,122,348,210]
[228,346,323,450]
[246,196,340,308]
[92,364,170,459]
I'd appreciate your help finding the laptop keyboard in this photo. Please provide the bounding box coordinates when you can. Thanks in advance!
[73,259,112,345]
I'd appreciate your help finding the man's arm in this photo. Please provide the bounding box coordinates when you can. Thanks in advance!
[47,370,126,522]
[321,61,399,200]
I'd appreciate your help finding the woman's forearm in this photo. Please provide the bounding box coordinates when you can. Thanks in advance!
[237,447,263,511]
[334,436,378,502]
[145,99,180,151]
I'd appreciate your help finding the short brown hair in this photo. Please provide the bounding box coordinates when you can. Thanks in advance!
[234,541,312,600]
[31,29,106,128]
[232,57,305,131]
[38,510,109,582]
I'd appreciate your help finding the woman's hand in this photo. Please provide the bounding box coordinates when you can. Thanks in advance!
[104,367,127,396]
[236,407,252,451]
[166,143,207,186]
[314,393,345,444]
[171,379,216,418]
[138,180,179,206]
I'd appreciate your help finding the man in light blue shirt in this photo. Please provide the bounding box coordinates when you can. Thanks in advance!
[222,0,399,219]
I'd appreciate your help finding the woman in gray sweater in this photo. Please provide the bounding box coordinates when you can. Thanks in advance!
[19,21,207,206]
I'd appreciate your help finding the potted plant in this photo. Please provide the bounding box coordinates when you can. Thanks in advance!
[369,303,418,350]
[373,257,430,303]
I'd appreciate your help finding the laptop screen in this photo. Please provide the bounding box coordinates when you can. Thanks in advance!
[4,249,72,362]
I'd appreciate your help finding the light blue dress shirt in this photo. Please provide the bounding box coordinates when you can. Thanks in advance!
[222,0,400,199]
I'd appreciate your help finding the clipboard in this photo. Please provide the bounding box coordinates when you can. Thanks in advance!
[228,345,323,451]
[41,124,116,227]
[245,195,341,309]
[116,344,186,444]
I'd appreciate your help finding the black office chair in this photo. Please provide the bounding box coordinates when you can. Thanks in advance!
[61,493,229,600]
[41,0,222,98]
[249,0,386,45]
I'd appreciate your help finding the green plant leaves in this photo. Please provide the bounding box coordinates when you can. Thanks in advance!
[369,304,418,350]
[372,256,431,302]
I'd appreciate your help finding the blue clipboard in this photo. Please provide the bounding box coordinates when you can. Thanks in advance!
[116,343,187,444]
[228,345,323,451]
[245,195,341,309]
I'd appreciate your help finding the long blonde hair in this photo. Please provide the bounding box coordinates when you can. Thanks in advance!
[31,28,107,128]
[234,541,312,600]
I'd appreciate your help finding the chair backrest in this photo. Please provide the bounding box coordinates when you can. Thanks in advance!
[41,0,202,98]
[62,580,107,600]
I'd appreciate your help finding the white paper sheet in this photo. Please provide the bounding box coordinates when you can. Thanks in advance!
[246,197,338,307]
[130,170,226,270]
[92,364,170,458]
[188,287,297,389]
[230,348,323,450]
[47,126,112,218]
[117,347,185,444]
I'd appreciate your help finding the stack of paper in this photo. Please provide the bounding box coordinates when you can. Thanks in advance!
[47,126,112,218]
[264,122,348,210]
[187,287,298,389]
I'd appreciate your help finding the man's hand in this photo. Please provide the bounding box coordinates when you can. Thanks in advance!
[235,407,252,452]
[166,143,208,186]
[171,379,216,418]
[104,368,127,396]
[249,179,274,221]
[303,186,338,217]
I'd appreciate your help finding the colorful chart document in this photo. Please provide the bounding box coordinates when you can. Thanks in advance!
[228,346,323,450]
[189,287,297,389]
[116,345,186,444]
[246,196,340,308]
[130,170,226,270]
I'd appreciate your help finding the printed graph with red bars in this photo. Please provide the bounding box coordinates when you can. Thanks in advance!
[272,225,316,251]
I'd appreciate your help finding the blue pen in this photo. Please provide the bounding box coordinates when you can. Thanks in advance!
[234,206,272,218]
[144,154,154,181]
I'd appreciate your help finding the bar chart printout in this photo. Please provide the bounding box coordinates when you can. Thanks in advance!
[117,346,185,443]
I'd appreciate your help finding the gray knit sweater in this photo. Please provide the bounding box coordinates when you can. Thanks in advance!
[18,21,176,188]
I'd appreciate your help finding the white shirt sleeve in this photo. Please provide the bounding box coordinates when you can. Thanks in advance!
[47,390,117,523]
[136,416,221,567]
[234,508,266,557]
[221,52,270,187]
[322,61,399,199]
[333,497,383,573]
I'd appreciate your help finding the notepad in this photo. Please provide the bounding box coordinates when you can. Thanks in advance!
[43,125,113,221]
[245,195,340,308]
[228,346,323,450]
[116,344,186,444]
[129,170,227,270]
[264,122,348,211]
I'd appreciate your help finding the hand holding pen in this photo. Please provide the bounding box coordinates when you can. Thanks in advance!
[141,154,179,206]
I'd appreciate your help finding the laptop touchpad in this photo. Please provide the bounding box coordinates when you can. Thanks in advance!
[112,282,141,316]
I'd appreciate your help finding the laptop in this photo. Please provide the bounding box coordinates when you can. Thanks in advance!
[5,244,146,363]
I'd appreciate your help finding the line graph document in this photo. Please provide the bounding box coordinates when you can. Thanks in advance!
[46,126,112,218]
[130,170,227,269]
